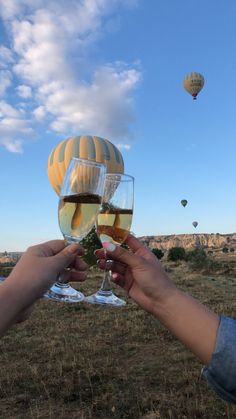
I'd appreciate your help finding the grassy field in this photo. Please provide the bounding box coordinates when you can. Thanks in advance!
[1,256,236,418]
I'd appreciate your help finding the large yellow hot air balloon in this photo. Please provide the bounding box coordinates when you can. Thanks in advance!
[183,72,204,100]
[48,135,124,195]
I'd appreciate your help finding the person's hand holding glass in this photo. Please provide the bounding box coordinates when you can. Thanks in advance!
[86,173,134,306]
[45,157,106,302]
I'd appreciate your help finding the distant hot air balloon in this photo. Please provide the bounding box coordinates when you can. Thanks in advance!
[47,135,124,195]
[181,199,188,207]
[183,72,204,100]
[192,221,198,228]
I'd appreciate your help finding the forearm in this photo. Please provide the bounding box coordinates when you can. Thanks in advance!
[152,288,220,365]
[0,279,36,336]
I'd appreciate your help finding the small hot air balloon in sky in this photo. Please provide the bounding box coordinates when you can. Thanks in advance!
[183,72,204,100]
[47,135,124,195]
[181,199,188,207]
[192,221,198,228]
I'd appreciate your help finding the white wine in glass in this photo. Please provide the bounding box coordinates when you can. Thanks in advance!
[44,157,106,303]
[85,173,134,306]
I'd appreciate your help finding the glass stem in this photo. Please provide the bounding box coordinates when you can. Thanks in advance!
[55,271,70,288]
[55,240,71,288]
[99,250,113,295]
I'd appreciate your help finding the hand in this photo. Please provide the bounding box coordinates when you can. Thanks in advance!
[8,240,88,300]
[95,234,176,314]
[1,240,88,331]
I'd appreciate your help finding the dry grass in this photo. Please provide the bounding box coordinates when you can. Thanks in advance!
[1,257,236,418]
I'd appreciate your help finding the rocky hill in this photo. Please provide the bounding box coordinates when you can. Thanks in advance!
[139,233,236,251]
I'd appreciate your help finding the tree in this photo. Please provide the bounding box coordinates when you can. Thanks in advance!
[81,227,101,266]
[167,247,186,262]
[152,248,164,260]
[186,247,210,271]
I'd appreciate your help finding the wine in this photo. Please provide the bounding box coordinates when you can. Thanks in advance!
[96,208,133,245]
[59,193,102,241]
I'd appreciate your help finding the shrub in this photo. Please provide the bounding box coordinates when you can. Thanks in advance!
[81,227,101,266]
[186,247,220,273]
[167,247,186,262]
[222,247,229,253]
[230,248,235,253]
[151,248,164,260]
[186,247,207,264]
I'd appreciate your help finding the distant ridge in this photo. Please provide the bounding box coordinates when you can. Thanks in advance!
[138,233,236,251]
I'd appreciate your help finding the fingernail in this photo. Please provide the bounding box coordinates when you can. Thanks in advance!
[103,242,116,252]
[66,244,80,254]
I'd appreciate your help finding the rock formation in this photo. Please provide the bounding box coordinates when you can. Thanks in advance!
[138,233,236,251]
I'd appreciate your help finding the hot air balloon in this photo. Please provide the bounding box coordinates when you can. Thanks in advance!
[192,221,198,228]
[181,199,188,207]
[183,72,204,100]
[47,135,124,195]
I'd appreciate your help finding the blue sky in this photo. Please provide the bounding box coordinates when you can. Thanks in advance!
[1,0,236,251]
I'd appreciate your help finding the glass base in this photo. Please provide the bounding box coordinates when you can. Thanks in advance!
[44,283,84,303]
[85,290,126,306]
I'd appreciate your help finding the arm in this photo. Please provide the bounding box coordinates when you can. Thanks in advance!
[96,237,219,365]
[96,236,236,403]
[151,286,219,366]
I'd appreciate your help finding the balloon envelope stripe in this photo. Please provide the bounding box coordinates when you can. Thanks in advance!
[49,147,56,166]
[71,137,81,161]
[110,141,121,164]
[86,136,96,159]
[58,140,67,163]
[99,137,110,160]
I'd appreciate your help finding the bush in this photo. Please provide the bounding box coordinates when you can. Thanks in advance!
[222,247,229,253]
[186,247,207,264]
[81,226,101,266]
[151,248,164,260]
[186,247,220,273]
[230,248,235,253]
[167,247,186,262]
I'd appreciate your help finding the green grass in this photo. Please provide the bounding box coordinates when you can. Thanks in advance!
[0,258,236,418]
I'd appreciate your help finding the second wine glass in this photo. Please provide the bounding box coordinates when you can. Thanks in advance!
[85,173,134,306]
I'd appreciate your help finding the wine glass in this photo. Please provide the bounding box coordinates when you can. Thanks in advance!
[85,173,134,306]
[44,157,106,302]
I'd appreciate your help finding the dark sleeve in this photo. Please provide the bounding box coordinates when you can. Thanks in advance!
[202,316,236,404]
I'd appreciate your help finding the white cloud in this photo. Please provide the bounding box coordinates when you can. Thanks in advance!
[0,0,141,151]
[0,46,14,68]
[16,84,32,98]
[117,143,131,150]
[32,105,46,121]
[0,100,33,152]
[0,70,12,95]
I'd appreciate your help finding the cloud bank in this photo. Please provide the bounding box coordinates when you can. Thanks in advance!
[0,0,141,152]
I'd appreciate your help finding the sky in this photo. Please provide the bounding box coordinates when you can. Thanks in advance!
[1,0,236,251]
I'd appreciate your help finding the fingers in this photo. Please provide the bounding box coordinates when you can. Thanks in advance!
[28,240,85,257]
[68,270,88,282]
[111,272,126,288]
[97,258,126,276]
[125,234,145,252]
[73,256,88,271]
[102,242,141,268]
[51,243,86,272]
